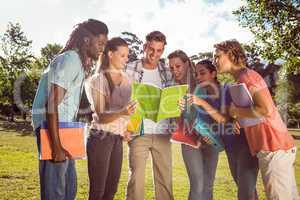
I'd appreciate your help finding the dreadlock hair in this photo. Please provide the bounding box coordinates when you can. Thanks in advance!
[196,59,219,84]
[60,19,108,72]
[97,37,128,94]
[167,50,196,92]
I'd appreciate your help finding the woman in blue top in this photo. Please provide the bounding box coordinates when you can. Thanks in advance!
[168,51,219,200]
[184,60,259,200]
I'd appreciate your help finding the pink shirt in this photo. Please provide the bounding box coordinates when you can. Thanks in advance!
[85,71,132,135]
[238,69,294,155]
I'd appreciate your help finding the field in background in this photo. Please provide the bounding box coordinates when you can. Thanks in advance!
[1,125,300,200]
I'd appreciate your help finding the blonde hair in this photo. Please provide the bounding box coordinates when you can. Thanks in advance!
[167,50,196,91]
[214,39,247,67]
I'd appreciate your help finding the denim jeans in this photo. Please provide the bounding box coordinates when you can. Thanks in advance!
[182,144,219,200]
[36,128,77,200]
[224,133,259,200]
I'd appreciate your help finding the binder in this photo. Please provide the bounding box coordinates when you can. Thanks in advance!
[171,118,200,148]
[40,122,87,160]
[229,83,264,127]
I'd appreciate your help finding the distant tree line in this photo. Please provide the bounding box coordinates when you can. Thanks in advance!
[1,0,299,127]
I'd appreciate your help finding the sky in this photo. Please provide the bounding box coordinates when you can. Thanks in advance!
[0,0,254,57]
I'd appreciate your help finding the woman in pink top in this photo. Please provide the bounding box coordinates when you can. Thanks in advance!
[85,37,136,200]
[213,39,298,200]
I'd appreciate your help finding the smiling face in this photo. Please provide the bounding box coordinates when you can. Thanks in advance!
[143,40,165,66]
[213,49,234,73]
[195,64,217,83]
[169,57,188,83]
[109,45,129,70]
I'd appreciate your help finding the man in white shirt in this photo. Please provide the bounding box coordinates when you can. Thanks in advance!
[125,31,174,200]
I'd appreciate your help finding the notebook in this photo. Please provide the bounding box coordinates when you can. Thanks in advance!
[170,118,200,148]
[229,83,264,127]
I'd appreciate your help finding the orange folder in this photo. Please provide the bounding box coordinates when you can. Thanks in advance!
[40,122,86,160]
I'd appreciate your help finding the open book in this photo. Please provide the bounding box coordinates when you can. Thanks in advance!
[229,83,264,127]
[127,83,188,133]
[170,86,224,151]
[39,122,87,160]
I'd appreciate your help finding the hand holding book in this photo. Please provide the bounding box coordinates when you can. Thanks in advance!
[121,100,138,116]
[127,83,188,134]
[52,147,73,162]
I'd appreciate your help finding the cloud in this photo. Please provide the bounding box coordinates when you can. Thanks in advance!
[91,0,253,57]
[0,0,253,57]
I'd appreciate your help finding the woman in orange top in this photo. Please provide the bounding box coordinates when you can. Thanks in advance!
[213,39,298,200]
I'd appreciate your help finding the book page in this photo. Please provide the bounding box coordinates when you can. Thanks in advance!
[157,84,188,122]
[131,82,162,122]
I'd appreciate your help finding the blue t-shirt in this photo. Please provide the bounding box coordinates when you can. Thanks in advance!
[31,50,85,131]
[192,84,247,152]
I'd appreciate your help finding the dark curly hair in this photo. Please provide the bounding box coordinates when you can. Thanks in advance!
[196,59,219,83]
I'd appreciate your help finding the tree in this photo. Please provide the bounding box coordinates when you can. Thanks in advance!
[233,0,300,74]
[241,43,280,97]
[40,43,62,67]
[234,1,300,127]
[0,22,34,121]
[121,32,143,62]
[190,52,213,63]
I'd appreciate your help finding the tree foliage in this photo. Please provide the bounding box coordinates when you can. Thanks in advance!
[0,22,35,120]
[234,1,300,127]
[233,0,300,74]
[40,43,62,68]
[121,32,143,62]
[0,23,34,105]
[190,52,213,64]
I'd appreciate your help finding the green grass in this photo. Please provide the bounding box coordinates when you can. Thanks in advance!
[1,131,300,200]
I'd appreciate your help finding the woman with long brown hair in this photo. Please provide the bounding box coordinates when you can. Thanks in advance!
[184,59,259,200]
[85,37,136,200]
[168,50,220,200]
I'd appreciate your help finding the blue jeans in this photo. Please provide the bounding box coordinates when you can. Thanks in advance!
[36,129,77,200]
[182,144,219,200]
[224,131,259,200]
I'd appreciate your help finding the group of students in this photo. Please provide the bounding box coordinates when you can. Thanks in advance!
[31,19,298,200]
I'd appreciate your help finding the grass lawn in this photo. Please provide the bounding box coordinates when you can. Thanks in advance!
[1,129,300,200]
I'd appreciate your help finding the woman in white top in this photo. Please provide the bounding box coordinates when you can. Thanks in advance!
[85,37,136,200]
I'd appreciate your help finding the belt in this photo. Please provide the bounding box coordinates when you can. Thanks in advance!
[89,128,113,136]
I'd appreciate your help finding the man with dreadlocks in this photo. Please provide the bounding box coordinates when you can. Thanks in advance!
[31,19,108,200]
